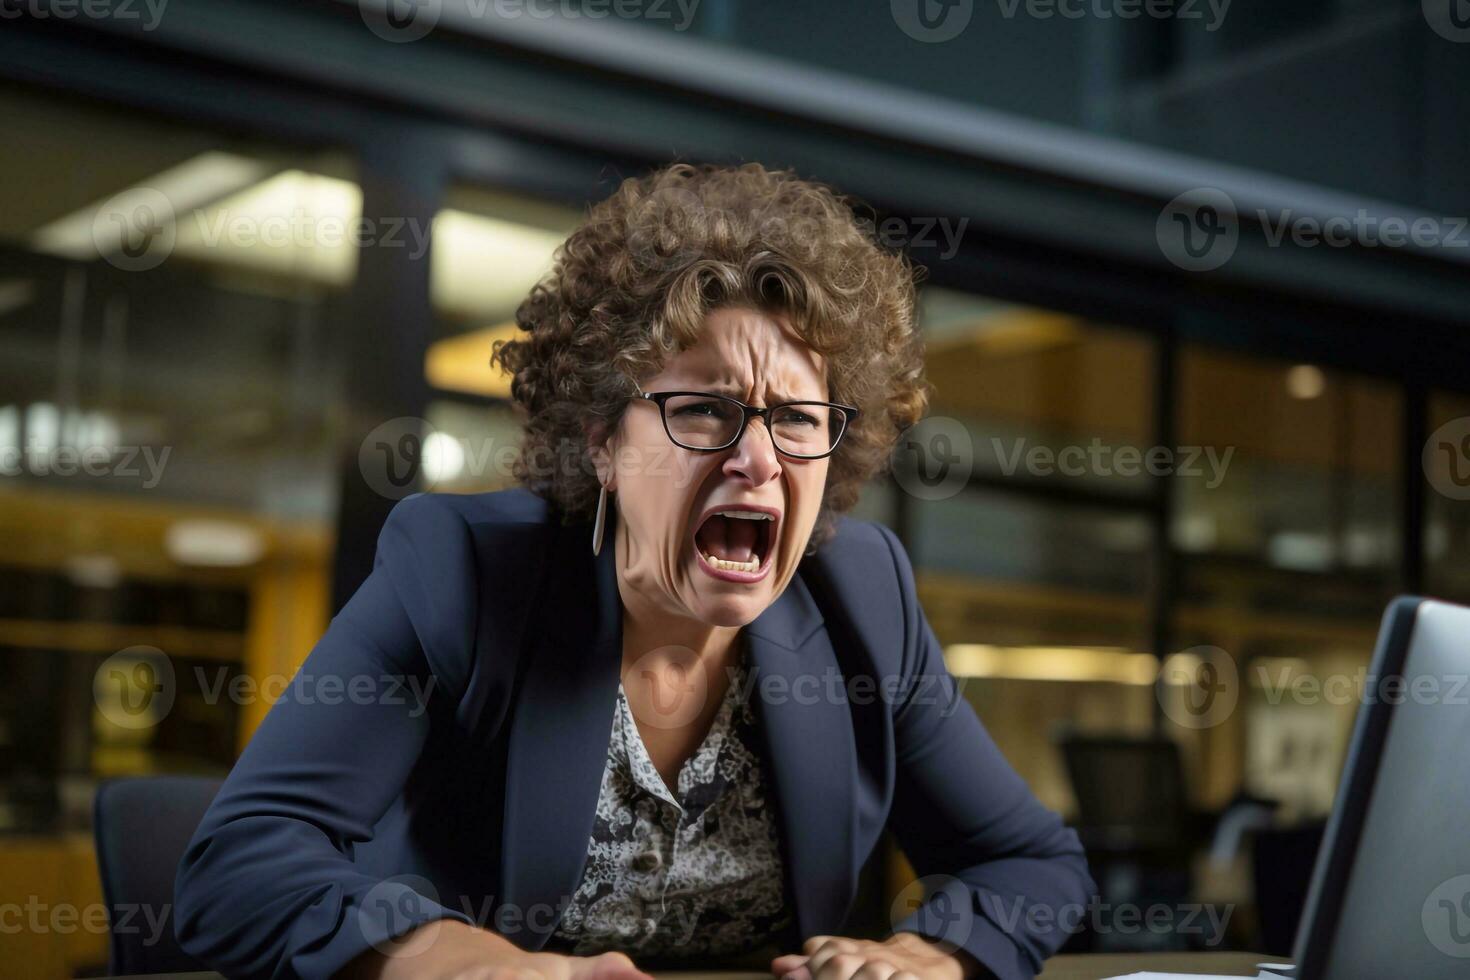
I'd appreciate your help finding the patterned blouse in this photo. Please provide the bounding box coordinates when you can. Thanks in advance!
[546,643,799,966]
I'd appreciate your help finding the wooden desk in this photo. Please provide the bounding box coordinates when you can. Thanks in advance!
[664,955,1274,980]
[105,954,1279,980]
[1038,952,1276,977]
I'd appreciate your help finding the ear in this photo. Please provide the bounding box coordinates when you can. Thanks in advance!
[583,417,617,491]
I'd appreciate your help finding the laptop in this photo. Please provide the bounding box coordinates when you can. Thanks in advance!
[1269,595,1470,980]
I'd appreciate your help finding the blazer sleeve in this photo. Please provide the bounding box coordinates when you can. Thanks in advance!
[174,494,479,980]
[874,523,1098,980]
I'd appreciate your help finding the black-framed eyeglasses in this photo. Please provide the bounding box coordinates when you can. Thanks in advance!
[634,388,859,460]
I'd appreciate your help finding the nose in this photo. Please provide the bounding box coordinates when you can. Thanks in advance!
[721,415,782,487]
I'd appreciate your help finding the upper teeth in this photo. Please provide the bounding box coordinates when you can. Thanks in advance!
[717,510,774,521]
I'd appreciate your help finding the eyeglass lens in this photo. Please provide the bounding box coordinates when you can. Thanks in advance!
[661,394,844,455]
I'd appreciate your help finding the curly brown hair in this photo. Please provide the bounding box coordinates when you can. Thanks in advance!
[490,161,931,548]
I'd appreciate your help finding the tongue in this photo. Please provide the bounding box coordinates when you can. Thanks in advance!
[698,514,758,563]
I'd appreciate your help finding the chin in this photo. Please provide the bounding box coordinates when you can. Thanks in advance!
[690,588,774,628]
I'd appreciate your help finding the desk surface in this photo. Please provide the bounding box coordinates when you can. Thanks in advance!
[661,955,1275,980]
[111,953,1277,980]
[1036,952,1276,977]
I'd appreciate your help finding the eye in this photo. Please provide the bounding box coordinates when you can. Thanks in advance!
[773,406,822,428]
[671,398,736,419]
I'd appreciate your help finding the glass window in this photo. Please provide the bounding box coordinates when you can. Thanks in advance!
[921,287,1157,497]
[1171,346,1401,813]
[898,287,1159,816]
[413,184,586,497]
[426,184,583,400]
[0,87,354,834]
[1425,391,1470,604]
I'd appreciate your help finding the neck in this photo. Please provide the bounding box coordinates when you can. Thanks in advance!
[611,518,742,672]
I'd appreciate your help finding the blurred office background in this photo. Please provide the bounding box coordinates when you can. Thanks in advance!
[2,0,1470,975]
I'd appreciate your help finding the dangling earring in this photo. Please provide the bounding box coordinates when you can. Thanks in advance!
[591,484,609,556]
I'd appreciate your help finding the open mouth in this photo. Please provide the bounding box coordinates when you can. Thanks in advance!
[693,506,779,579]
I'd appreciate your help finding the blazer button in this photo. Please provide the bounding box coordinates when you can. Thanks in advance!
[630,850,663,873]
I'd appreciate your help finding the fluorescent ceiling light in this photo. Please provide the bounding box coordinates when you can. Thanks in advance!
[431,210,565,319]
[165,519,266,568]
[420,430,467,483]
[1268,530,1334,571]
[1285,364,1326,400]
[173,170,362,285]
[944,644,1157,684]
[32,154,569,312]
[30,151,273,261]
[65,554,124,589]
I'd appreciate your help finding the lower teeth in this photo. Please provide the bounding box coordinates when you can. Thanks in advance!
[705,553,760,572]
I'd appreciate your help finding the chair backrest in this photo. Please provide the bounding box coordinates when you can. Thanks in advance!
[1057,733,1192,856]
[94,776,223,976]
[1253,820,1327,957]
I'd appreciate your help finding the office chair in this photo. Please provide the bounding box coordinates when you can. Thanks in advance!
[94,776,223,976]
[1251,820,1327,957]
[1057,733,1207,952]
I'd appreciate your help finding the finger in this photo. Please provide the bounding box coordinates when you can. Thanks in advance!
[775,965,812,980]
[771,954,809,975]
[803,936,859,975]
[812,951,870,980]
[584,952,656,980]
[851,961,901,980]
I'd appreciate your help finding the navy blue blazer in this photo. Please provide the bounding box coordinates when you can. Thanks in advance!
[175,487,1094,980]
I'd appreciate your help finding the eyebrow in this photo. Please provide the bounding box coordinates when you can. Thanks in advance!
[695,383,810,403]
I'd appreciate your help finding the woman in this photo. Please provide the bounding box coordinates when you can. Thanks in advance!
[174,163,1094,980]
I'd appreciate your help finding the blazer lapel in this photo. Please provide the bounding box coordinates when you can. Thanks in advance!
[746,573,859,943]
[498,513,623,949]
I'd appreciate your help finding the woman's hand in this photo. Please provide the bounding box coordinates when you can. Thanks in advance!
[771,932,989,980]
[339,918,659,980]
